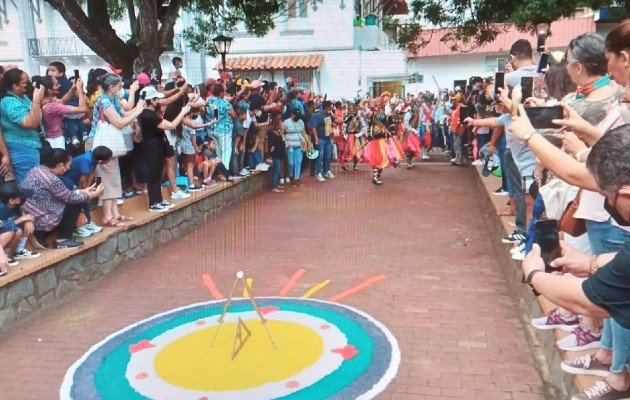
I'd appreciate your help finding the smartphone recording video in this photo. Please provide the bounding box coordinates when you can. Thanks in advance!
[497,58,507,73]
[524,106,563,129]
[493,72,505,98]
[534,219,562,273]
[521,77,534,103]
[140,91,146,100]
[537,53,550,74]
[459,106,472,125]
[95,176,102,186]
[74,69,80,80]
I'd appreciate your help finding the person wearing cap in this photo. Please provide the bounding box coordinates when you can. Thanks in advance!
[0,181,39,272]
[138,86,191,213]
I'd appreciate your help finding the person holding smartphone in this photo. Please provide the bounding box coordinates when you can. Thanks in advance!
[138,86,190,213]
[205,84,236,169]
[505,39,538,87]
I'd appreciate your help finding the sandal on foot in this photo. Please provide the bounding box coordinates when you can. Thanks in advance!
[497,208,515,217]
[103,219,127,228]
[116,215,134,222]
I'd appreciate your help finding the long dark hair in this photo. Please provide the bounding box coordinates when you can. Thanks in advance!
[545,63,577,101]
[86,68,108,98]
[0,68,25,98]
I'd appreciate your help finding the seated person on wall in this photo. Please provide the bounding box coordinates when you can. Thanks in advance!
[20,148,104,249]
[0,181,39,268]
[59,145,112,238]
[197,138,241,186]
[0,181,37,276]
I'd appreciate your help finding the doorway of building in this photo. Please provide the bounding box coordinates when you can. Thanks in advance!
[373,81,404,97]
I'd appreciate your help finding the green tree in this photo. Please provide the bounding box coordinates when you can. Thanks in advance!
[43,0,318,77]
[397,0,629,55]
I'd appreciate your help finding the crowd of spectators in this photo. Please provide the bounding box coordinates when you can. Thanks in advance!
[460,21,630,400]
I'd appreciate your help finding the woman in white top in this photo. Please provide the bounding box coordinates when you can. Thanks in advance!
[282,108,309,187]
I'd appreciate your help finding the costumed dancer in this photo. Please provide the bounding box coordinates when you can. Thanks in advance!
[402,102,422,169]
[363,112,404,185]
[341,107,363,171]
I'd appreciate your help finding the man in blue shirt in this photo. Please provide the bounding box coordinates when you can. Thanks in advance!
[61,146,112,237]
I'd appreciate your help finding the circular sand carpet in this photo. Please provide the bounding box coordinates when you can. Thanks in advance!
[60,297,400,400]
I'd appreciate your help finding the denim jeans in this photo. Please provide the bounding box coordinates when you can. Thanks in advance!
[585,219,630,372]
[504,150,525,234]
[586,219,630,255]
[476,134,490,159]
[246,149,263,169]
[316,137,332,175]
[7,142,40,184]
[286,146,303,180]
[271,158,282,188]
[63,118,87,141]
[496,134,508,192]
[443,123,455,159]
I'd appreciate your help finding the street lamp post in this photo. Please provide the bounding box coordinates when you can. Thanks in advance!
[212,34,234,72]
[536,22,550,53]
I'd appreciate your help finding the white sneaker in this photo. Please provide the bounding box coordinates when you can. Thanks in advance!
[71,137,80,146]
[74,225,93,238]
[286,177,291,184]
[255,163,269,172]
[84,222,103,233]
[316,173,325,182]
[324,171,336,179]
[239,168,251,176]
[116,198,124,205]
[450,158,457,163]
[422,155,430,160]
[511,249,525,261]
[149,203,168,212]
[557,325,602,351]
[160,201,175,209]
[14,248,41,259]
[472,159,484,166]
[279,178,285,185]
[171,190,191,199]
[510,242,525,254]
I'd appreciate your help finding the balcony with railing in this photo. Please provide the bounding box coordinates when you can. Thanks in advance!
[28,34,184,57]
[354,26,399,51]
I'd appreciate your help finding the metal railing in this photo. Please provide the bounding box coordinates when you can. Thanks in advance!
[28,34,184,57]
[354,26,399,51]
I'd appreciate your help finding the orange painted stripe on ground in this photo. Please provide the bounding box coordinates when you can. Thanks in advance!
[328,275,387,302]
[279,269,307,296]
[202,274,224,299]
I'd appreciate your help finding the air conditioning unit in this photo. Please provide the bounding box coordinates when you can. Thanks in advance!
[409,73,423,83]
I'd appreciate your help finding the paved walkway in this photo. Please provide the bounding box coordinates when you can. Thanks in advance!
[0,163,545,400]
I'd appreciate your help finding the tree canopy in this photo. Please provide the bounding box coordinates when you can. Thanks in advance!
[43,0,314,77]
[397,0,630,54]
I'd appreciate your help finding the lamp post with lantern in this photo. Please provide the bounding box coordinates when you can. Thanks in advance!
[212,34,234,72]
[536,22,550,53]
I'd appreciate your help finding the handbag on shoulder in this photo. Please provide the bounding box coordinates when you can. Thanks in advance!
[558,189,586,236]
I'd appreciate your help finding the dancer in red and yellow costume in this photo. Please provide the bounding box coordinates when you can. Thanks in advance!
[401,102,422,169]
[342,107,368,171]
[363,113,404,185]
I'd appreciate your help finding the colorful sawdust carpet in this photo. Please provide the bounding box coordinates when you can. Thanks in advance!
[61,297,400,400]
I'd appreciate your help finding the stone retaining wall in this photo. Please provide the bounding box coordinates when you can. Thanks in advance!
[0,174,267,330]
[472,168,575,399]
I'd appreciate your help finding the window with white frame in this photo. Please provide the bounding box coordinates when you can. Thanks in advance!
[287,0,308,18]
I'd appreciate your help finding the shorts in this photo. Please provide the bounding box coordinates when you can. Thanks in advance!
[181,153,196,164]
[163,142,175,158]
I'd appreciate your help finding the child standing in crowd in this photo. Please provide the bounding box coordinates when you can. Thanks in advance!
[181,112,214,192]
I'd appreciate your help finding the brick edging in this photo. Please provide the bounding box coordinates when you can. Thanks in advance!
[0,173,268,331]
[471,168,574,399]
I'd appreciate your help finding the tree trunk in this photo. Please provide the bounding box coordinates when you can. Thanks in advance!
[44,0,138,75]
[44,0,183,79]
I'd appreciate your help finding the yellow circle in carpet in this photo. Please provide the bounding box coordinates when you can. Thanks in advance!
[154,320,324,391]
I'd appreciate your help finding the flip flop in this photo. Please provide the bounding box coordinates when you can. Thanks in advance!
[116,215,134,222]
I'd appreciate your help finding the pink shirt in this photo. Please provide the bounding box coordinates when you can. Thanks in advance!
[42,98,73,138]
